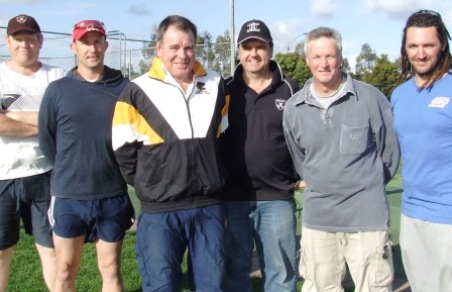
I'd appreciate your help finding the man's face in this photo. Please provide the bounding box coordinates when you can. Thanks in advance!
[238,39,272,75]
[6,31,42,67]
[157,25,196,84]
[305,36,343,87]
[405,26,445,80]
[70,31,108,71]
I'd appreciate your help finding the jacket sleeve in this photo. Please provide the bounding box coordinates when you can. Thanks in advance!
[112,85,140,186]
[373,93,401,184]
[38,84,57,165]
[112,83,166,186]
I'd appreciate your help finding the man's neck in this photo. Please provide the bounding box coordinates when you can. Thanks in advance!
[77,66,105,82]
[7,60,42,76]
[313,76,343,98]
[242,68,272,94]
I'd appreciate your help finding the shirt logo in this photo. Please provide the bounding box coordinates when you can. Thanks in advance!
[428,96,450,108]
[195,82,210,94]
[2,93,20,109]
[275,99,286,111]
[247,22,261,33]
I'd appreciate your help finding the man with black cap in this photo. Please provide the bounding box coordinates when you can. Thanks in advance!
[222,19,299,291]
[38,19,133,292]
[0,14,65,291]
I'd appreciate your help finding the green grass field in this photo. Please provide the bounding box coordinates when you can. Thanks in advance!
[7,177,404,292]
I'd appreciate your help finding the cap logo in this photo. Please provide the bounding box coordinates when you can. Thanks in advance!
[247,22,261,33]
[16,15,27,23]
[85,24,101,32]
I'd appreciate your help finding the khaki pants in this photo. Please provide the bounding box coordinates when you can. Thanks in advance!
[400,214,452,292]
[300,227,393,292]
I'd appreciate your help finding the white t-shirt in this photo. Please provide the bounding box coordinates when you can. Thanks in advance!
[0,62,66,179]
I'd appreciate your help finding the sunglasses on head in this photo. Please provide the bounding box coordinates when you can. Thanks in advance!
[413,9,441,17]
[73,20,106,31]
[411,9,451,40]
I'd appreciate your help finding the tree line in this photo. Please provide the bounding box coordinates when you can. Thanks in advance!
[132,28,400,99]
[275,42,400,98]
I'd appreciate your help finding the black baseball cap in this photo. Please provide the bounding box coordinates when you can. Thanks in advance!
[237,19,272,45]
[7,14,41,35]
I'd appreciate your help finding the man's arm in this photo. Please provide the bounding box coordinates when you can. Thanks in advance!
[38,90,57,165]
[0,112,38,137]
[374,94,401,183]
[4,111,38,126]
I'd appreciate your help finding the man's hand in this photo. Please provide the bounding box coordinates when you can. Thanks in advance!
[294,180,306,191]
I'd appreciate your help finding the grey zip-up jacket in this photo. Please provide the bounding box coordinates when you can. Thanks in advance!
[283,74,400,232]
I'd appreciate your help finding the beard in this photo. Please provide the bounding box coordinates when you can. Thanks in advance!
[412,55,442,78]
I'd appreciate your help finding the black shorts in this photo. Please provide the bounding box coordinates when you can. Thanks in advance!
[48,193,134,243]
[0,171,53,250]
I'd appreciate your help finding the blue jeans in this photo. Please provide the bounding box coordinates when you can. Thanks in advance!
[225,199,297,292]
[135,204,226,292]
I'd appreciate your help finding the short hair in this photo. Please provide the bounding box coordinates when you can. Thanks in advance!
[304,26,342,57]
[400,9,452,90]
[157,15,197,42]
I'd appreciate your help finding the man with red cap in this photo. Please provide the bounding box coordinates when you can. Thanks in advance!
[0,14,65,292]
[38,19,133,292]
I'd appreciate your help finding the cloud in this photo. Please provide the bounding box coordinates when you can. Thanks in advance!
[128,4,152,16]
[362,0,437,18]
[309,0,337,18]
[270,19,308,53]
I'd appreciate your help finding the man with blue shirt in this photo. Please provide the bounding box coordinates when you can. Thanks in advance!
[39,20,133,292]
[391,9,452,292]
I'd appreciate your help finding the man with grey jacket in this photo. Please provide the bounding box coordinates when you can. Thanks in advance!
[283,26,400,292]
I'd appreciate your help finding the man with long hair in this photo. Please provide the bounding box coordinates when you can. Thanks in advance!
[391,9,452,292]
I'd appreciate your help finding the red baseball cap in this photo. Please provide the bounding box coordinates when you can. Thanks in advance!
[72,20,106,41]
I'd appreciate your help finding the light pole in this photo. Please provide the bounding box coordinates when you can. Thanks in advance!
[230,0,235,76]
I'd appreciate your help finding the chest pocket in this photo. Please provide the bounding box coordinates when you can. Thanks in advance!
[340,124,369,155]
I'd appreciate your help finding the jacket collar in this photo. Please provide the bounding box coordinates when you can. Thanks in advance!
[148,57,207,82]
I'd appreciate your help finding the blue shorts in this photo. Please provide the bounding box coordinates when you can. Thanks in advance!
[49,193,134,243]
[0,171,53,250]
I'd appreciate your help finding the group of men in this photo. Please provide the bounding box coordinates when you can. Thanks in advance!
[0,8,450,292]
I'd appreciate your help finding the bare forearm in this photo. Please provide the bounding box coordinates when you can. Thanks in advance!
[2,111,39,126]
[0,113,38,137]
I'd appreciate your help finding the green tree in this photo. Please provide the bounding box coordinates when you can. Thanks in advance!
[341,57,352,75]
[197,31,215,69]
[274,52,311,86]
[362,54,400,98]
[137,24,158,74]
[212,30,233,78]
[355,43,378,80]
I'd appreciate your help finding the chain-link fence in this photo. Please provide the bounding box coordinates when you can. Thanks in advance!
[0,27,234,79]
